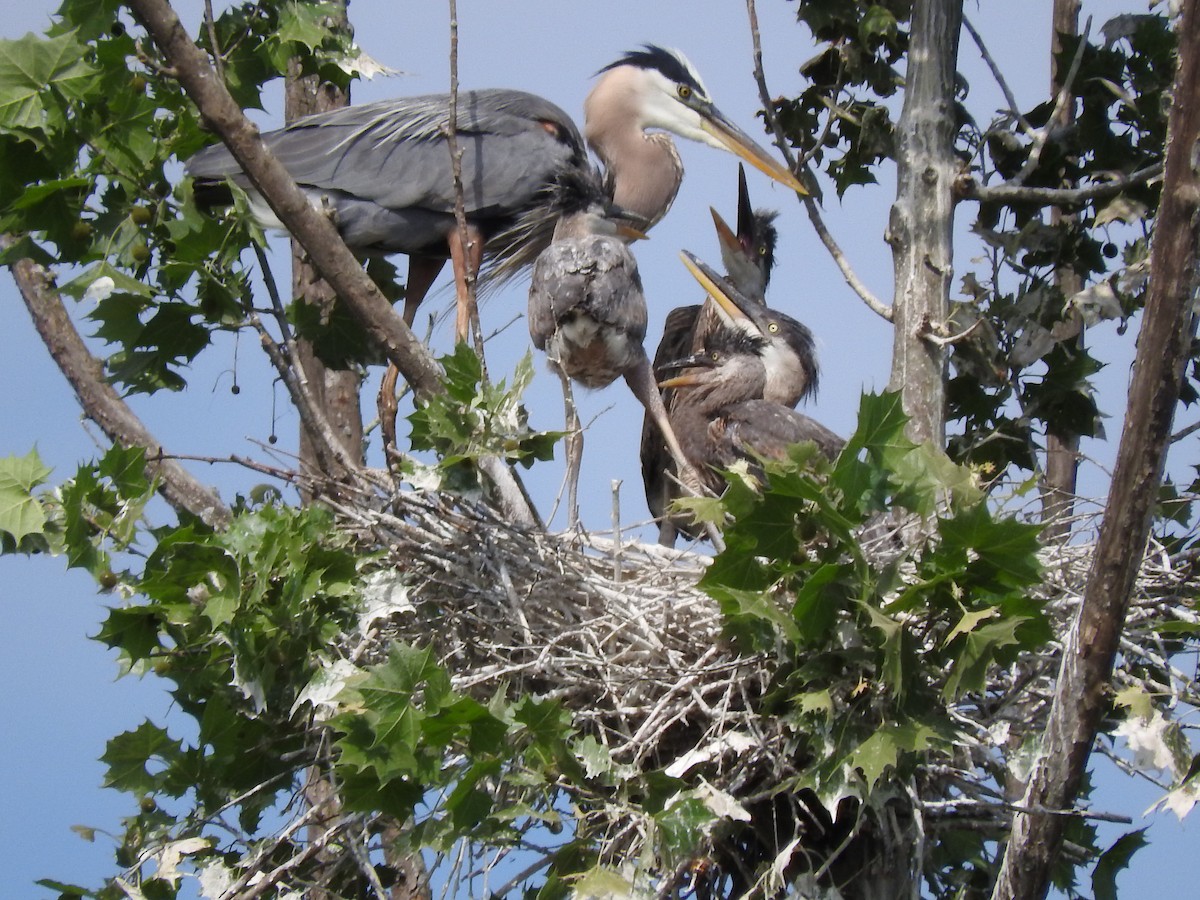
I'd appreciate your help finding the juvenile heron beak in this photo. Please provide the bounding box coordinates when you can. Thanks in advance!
[657,356,714,389]
[709,206,740,257]
[616,221,650,242]
[696,102,807,196]
[679,250,764,335]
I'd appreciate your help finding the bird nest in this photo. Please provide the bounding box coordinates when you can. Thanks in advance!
[332,489,765,780]
[321,485,1200,890]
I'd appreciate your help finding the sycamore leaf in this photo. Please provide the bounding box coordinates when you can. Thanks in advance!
[849,723,937,786]
[1091,828,1148,900]
[943,606,998,646]
[1113,685,1155,721]
[0,448,51,545]
[101,720,180,795]
[0,31,98,130]
[572,866,635,899]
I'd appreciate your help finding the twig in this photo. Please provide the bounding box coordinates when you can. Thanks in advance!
[744,0,893,322]
[445,0,488,376]
[1008,16,1093,189]
[202,0,224,81]
[962,17,1035,138]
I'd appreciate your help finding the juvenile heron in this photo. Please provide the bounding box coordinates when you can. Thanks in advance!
[641,170,817,543]
[658,328,843,501]
[528,203,700,528]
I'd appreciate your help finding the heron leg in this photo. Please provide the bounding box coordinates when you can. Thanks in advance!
[622,354,702,498]
[447,223,484,344]
[378,256,445,467]
[555,364,584,530]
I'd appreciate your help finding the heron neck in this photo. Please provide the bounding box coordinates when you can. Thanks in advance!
[585,87,683,227]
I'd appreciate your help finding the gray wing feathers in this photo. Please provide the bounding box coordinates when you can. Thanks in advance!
[187,90,583,217]
[728,402,844,460]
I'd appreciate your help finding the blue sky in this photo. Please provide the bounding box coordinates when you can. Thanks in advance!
[1,1,1190,896]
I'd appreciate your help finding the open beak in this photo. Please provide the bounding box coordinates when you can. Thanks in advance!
[679,250,764,337]
[657,359,714,389]
[736,162,755,241]
[709,206,740,259]
[698,103,807,196]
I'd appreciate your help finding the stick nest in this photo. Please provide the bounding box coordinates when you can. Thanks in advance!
[326,486,1200,880]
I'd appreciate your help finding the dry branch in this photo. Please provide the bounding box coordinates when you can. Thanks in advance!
[3,233,231,527]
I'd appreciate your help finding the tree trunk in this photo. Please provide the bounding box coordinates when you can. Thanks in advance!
[886,0,963,447]
[1041,0,1083,542]
[992,2,1200,895]
[285,9,364,489]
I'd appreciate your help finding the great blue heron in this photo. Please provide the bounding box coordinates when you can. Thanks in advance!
[187,45,804,336]
[528,202,701,528]
[657,327,843,501]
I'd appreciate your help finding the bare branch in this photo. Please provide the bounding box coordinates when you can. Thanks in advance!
[958,163,1164,206]
[3,234,231,527]
[125,0,539,529]
[446,0,488,375]
[1009,17,1092,189]
[962,16,1035,137]
[992,0,1200,894]
[744,0,893,322]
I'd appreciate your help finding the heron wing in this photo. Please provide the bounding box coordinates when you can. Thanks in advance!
[187,89,585,218]
[727,402,844,461]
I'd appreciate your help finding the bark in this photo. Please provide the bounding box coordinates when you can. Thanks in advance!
[283,10,365,492]
[126,0,538,529]
[991,1,1200,895]
[1041,0,1083,543]
[4,235,231,527]
[886,0,964,447]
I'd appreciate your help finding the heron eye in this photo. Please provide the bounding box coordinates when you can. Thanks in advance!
[768,322,779,333]
[758,246,767,256]
[677,84,692,100]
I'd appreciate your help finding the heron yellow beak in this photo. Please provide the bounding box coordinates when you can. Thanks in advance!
[679,251,750,324]
[616,222,650,242]
[700,110,807,196]
[709,206,740,257]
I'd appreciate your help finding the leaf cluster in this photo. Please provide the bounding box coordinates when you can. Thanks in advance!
[406,344,561,491]
[691,392,1047,891]
[948,14,1175,476]
[0,1,357,392]
[775,1,912,195]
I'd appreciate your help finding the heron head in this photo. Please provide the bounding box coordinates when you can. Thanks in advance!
[710,166,780,295]
[591,45,806,195]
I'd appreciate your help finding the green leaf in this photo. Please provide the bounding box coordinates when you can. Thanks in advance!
[0,448,51,546]
[1113,685,1155,721]
[572,867,633,899]
[0,31,97,130]
[849,723,936,786]
[1091,828,1148,900]
[101,720,180,796]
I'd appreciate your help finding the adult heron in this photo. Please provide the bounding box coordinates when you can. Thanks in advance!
[528,200,701,528]
[187,45,804,337]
